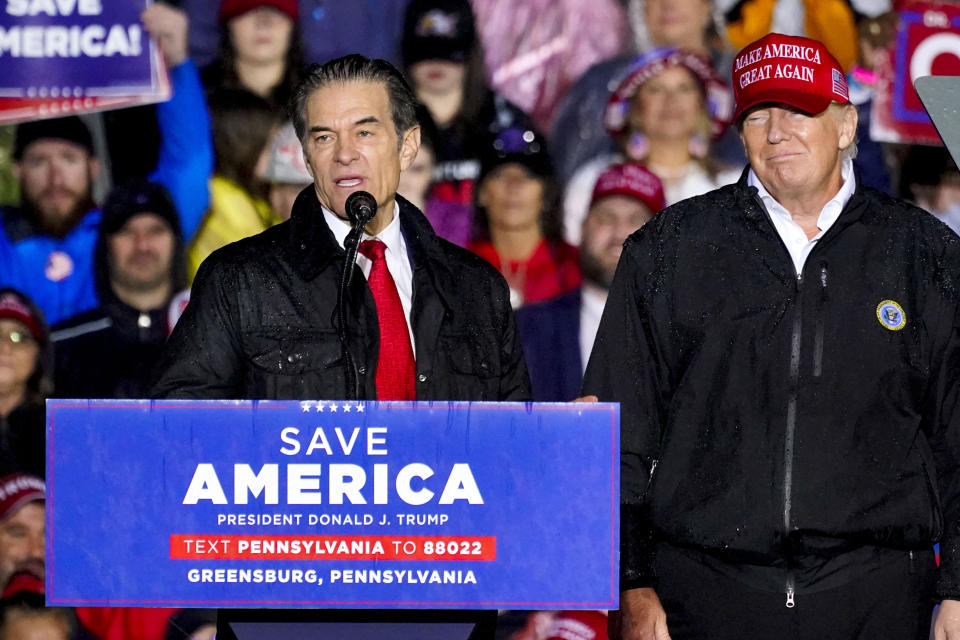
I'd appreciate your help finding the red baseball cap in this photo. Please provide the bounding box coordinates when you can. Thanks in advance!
[732,33,849,122]
[590,163,666,214]
[545,610,608,640]
[219,0,298,22]
[1,571,44,599]
[0,474,44,522]
[0,291,43,342]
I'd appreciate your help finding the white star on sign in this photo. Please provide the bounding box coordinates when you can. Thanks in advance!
[315,402,325,412]
[343,404,353,413]
[356,404,365,413]
[329,403,339,412]
[300,401,312,412]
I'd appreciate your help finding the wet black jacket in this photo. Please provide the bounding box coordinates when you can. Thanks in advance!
[151,190,531,402]
[582,172,960,599]
[52,301,171,399]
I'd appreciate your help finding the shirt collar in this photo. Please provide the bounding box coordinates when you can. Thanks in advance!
[748,157,856,231]
[322,201,402,252]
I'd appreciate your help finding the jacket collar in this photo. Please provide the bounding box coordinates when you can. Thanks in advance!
[735,164,869,231]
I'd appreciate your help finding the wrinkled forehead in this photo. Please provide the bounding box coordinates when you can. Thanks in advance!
[306,81,394,126]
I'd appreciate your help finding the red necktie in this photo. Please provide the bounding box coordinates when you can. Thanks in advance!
[359,239,416,400]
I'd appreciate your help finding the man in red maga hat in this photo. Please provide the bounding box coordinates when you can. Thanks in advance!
[583,32,960,640]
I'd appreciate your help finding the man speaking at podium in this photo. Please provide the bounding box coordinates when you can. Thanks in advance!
[151,55,530,637]
[152,54,529,404]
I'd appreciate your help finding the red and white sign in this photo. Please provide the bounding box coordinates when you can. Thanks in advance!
[872,0,960,144]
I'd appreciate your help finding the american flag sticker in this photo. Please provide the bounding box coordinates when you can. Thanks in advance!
[832,68,849,101]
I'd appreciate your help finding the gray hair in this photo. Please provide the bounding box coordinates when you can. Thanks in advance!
[289,54,420,149]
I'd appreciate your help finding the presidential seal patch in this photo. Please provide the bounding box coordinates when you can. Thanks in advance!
[876,300,906,331]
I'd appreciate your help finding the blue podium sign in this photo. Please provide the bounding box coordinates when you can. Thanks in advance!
[46,400,619,609]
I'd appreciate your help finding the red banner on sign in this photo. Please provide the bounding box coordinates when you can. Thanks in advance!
[170,535,498,561]
[871,0,960,144]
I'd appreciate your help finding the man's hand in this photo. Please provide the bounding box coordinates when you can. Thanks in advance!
[141,3,189,68]
[574,395,598,402]
[613,588,671,640]
[934,599,960,639]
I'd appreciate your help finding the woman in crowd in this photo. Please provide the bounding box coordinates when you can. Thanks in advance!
[187,89,281,281]
[0,290,49,478]
[562,47,739,244]
[201,0,305,109]
[469,127,580,308]
[401,0,535,247]
[551,0,741,183]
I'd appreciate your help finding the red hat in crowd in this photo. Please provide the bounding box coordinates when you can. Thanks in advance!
[605,47,734,140]
[732,33,849,122]
[591,163,666,214]
[1,571,44,600]
[544,610,608,640]
[219,0,298,22]
[0,291,43,342]
[0,474,44,522]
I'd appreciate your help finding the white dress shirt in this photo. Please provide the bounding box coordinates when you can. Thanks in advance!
[579,283,608,374]
[748,158,856,275]
[323,202,416,355]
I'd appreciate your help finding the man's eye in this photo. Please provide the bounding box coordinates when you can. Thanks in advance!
[359,130,372,137]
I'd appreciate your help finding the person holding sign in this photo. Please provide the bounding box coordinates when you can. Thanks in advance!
[583,32,960,640]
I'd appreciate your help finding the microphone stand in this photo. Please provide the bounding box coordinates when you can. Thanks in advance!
[337,222,365,400]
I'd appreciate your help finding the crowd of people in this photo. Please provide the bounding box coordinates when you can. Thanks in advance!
[0,0,958,638]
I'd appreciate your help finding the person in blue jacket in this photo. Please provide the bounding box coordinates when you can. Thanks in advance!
[0,4,211,326]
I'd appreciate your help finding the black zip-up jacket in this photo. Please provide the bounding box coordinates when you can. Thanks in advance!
[151,189,531,402]
[51,300,170,399]
[582,171,960,599]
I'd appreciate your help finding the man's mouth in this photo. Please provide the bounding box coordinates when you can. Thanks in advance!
[336,177,363,188]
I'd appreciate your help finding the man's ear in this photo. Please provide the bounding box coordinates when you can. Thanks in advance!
[11,162,20,183]
[838,103,858,152]
[88,156,101,183]
[302,149,315,179]
[399,125,421,172]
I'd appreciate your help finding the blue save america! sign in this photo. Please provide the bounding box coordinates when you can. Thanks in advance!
[46,400,619,609]
[0,0,160,99]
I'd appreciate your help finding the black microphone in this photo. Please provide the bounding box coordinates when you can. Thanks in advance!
[345,191,377,227]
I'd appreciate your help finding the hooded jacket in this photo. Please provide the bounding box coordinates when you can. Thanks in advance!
[582,171,960,600]
[151,189,531,402]
[51,181,187,400]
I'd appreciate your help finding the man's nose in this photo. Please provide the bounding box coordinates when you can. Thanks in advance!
[334,137,359,165]
[134,232,153,251]
[766,111,792,143]
[27,533,44,560]
[48,158,67,186]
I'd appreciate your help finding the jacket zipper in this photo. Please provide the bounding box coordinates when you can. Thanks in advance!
[784,272,803,608]
[813,264,828,378]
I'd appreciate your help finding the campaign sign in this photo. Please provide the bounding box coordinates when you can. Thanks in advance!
[46,400,619,609]
[0,0,168,124]
[872,1,960,144]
